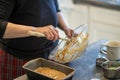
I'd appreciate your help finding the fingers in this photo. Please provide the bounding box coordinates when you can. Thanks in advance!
[65,28,78,39]
[67,29,74,38]
[45,25,59,41]
[65,29,74,38]
[52,28,59,41]
[45,31,54,40]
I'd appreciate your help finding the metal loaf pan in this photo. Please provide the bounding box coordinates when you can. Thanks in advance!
[23,58,75,80]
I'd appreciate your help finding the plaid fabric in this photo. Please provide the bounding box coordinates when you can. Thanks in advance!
[0,49,27,80]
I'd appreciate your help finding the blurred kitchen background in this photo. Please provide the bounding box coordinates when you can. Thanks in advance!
[58,0,120,44]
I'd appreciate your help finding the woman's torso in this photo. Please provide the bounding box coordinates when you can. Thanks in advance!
[1,0,59,59]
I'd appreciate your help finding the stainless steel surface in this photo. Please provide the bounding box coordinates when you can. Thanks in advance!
[96,0,120,5]
[96,58,108,67]
[102,61,120,79]
[73,0,120,10]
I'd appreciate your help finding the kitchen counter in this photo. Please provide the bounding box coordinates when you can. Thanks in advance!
[14,40,120,80]
[73,0,120,11]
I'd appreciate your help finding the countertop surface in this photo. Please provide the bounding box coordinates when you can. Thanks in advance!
[14,40,120,80]
[73,0,120,11]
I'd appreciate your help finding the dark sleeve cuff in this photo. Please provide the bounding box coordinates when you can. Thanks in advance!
[0,20,8,38]
[54,0,61,12]
[57,9,61,12]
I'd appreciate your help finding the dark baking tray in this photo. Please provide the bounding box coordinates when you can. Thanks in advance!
[23,58,75,80]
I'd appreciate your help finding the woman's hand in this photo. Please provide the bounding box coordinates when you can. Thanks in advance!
[63,27,76,39]
[65,28,73,39]
[36,25,59,41]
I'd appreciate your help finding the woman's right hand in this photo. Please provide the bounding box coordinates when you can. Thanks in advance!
[36,25,59,41]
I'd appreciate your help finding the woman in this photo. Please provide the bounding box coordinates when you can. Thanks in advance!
[0,0,73,80]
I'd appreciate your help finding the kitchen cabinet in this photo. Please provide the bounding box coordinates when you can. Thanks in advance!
[89,6,120,43]
[68,4,89,29]
[69,4,120,44]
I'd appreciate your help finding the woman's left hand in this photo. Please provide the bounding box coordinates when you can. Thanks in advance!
[64,28,75,39]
